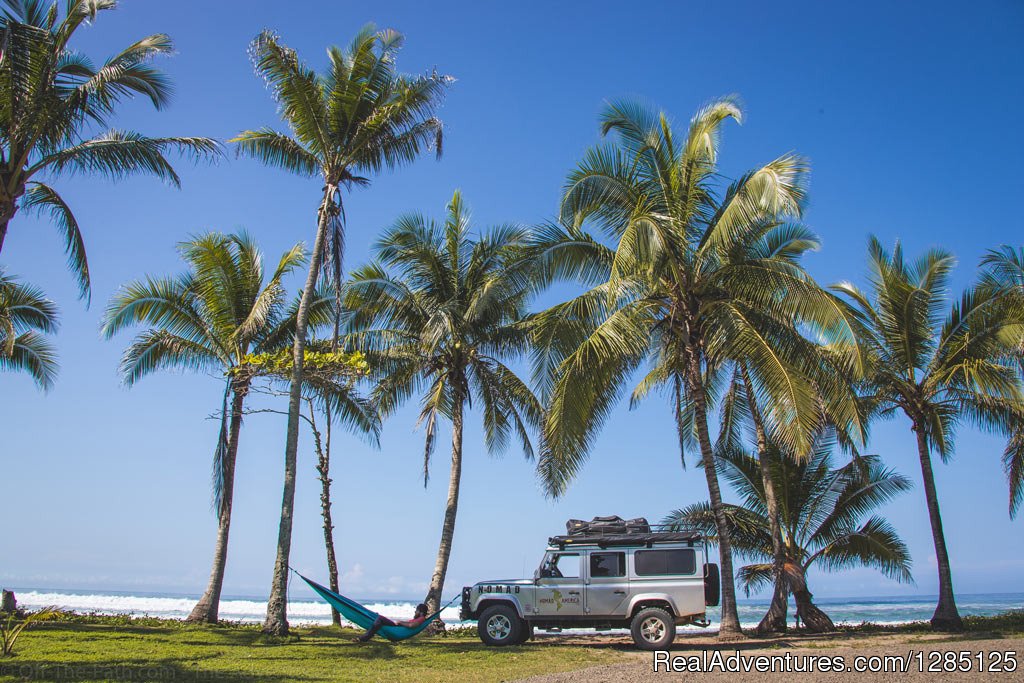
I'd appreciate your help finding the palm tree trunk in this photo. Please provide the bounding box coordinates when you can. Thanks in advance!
[313,402,342,627]
[689,359,744,640]
[913,426,963,631]
[740,365,788,634]
[263,187,334,636]
[0,189,22,255]
[790,564,834,632]
[424,393,465,621]
[187,381,247,623]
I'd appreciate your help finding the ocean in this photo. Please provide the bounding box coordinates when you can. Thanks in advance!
[11,588,1023,631]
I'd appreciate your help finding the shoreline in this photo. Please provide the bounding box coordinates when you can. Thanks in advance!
[2,611,1021,682]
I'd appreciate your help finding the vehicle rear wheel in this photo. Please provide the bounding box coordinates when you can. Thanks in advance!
[630,607,675,650]
[478,604,521,646]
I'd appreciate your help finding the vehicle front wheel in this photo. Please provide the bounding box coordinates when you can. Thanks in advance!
[630,607,676,650]
[478,604,521,646]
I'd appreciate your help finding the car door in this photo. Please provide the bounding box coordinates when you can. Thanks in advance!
[584,550,629,617]
[534,552,584,617]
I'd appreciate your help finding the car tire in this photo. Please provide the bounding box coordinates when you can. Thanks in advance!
[704,562,721,607]
[478,604,522,646]
[630,607,676,650]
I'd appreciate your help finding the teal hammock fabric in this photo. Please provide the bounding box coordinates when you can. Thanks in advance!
[295,571,454,642]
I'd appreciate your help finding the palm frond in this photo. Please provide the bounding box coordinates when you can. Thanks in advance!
[21,182,89,300]
[807,516,914,584]
[0,329,58,389]
[33,130,221,185]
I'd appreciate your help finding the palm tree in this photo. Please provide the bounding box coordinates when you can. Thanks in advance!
[0,269,57,389]
[835,238,1024,630]
[528,99,862,639]
[716,340,869,634]
[665,434,913,631]
[979,245,1024,517]
[101,232,312,623]
[238,342,379,627]
[232,25,449,635]
[344,191,541,615]
[0,0,219,300]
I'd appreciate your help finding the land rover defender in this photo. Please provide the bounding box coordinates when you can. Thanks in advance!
[460,516,719,650]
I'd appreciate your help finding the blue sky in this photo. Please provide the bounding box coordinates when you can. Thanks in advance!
[2,0,1023,603]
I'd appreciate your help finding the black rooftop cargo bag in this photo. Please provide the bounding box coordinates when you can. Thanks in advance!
[565,515,650,536]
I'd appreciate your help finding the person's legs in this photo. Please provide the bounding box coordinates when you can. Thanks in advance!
[357,615,395,642]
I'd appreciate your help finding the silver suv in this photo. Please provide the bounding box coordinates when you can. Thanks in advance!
[460,526,719,650]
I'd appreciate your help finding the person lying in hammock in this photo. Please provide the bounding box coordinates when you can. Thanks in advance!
[356,603,430,642]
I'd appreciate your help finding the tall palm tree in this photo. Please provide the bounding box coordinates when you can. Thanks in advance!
[528,99,862,639]
[101,232,312,624]
[835,238,1024,630]
[979,245,1024,517]
[232,26,449,635]
[0,0,219,300]
[345,191,541,615]
[0,269,57,388]
[666,434,913,631]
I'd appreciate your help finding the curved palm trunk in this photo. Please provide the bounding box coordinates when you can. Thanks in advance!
[424,394,465,621]
[913,427,963,631]
[741,366,788,634]
[263,188,333,636]
[188,381,247,623]
[790,563,834,632]
[689,360,744,640]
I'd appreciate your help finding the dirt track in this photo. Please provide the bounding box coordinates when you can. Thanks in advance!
[515,632,1024,682]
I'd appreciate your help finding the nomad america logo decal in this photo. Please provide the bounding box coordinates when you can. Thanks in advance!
[538,589,580,611]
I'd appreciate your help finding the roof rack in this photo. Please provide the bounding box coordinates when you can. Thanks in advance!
[548,526,702,550]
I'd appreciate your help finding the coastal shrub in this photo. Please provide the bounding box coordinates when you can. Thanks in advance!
[1,606,56,657]
[836,610,1024,635]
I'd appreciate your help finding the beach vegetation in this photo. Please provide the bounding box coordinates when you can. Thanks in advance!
[101,232,314,625]
[1,606,56,657]
[834,239,1024,630]
[525,98,863,640]
[344,190,541,617]
[0,269,58,389]
[665,431,913,631]
[0,0,219,301]
[232,25,450,635]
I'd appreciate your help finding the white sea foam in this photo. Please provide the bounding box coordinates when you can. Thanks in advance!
[12,589,1022,630]
[15,590,464,626]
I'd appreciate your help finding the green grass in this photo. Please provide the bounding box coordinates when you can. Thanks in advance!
[4,611,1022,682]
[0,619,623,683]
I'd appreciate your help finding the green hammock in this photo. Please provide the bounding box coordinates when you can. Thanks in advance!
[295,571,455,642]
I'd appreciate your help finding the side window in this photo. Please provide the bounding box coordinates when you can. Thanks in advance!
[589,552,625,578]
[545,553,580,579]
[634,549,696,576]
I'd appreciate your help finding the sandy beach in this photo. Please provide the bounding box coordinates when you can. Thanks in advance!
[518,631,1024,682]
